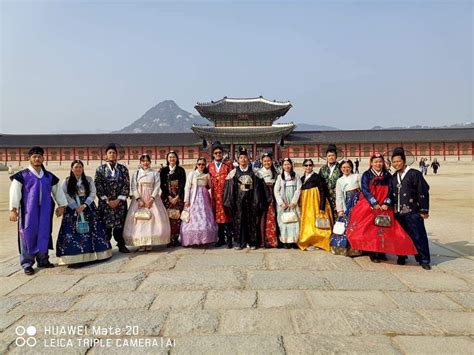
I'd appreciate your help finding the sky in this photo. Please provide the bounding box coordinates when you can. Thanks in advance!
[1,0,472,134]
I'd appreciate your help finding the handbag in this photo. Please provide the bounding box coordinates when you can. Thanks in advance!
[75,195,89,234]
[315,217,331,229]
[374,214,391,227]
[134,208,152,221]
[332,219,346,235]
[180,210,190,223]
[167,208,181,220]
[281,211,298,224]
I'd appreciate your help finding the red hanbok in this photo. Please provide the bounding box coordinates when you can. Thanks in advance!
[346,169,417,255]
[208,160,233,224]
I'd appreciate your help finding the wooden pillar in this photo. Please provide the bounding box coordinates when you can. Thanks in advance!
[86,147,90,165]
[386,143,390,157]
[181,146,185,164]
[230,144,235,161]
[127,146,130,165]
[317,144,320,162]
[457,142,460,161]
[358,143,362,159]
[154,146,158,164]
[443,142,446,161]
[344,143,348,159]
[45,147,49,166]
[414,143,418,161]
[274,142,278,161]
[303,144,307,158]
[5,148,8,165]
[18,147,21,166]
[428,142,432,160]
[252,143,256,162]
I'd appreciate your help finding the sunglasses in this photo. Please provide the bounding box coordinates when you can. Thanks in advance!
[197,163,206,166]
[213,151,223,155]
[304,164,313,167]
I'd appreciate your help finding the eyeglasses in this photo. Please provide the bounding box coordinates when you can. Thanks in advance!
[304,164,313,167]
[213,151,223,155]
[197,163,206,166]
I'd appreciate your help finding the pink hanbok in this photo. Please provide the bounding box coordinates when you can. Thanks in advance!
[124,168,170,246]
[180,171,218,246]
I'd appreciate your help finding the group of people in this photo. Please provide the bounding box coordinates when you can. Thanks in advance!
[419,157,441,175]
[9,142,432,275]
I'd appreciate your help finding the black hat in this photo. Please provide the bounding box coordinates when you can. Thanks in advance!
[325,144,338,155]
[28,146,44,156]
[238,146,248,157]
[319,144,344,159]
[105,143,118,153]
[212,141,224,152]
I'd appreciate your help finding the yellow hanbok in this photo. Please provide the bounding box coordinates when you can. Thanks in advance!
[298,173,334,251]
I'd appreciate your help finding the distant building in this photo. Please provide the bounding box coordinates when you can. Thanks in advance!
[1,97,472,164]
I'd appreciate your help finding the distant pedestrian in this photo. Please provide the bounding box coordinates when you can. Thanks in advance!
[431,159,440,174]
[354,158,360,174]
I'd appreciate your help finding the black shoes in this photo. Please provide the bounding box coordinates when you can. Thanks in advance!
[215,240,226,248]
[421,263,432,270]
[118,246,130,253]
[370,255,380,263]
[397,256,407,265]
[38,262,55,268]
[24,266,35,275]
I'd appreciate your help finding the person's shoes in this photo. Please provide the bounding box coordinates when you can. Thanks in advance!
[370,255,380,263]
[38,262,54,268]
[24,266,35,275]
[146,246,153,251]
[378,253,388,261]
[118,246,130,253]
[421,263,432,270]
[306,246,316,251]
[249,246,257,250]
[138,247,146,252]
[397,256,407,265]
[284,244,291,249]
[215,240,226,247]
[234,246,243,250]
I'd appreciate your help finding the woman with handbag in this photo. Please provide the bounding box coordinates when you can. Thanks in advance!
[180,158,218,246]
[297,159,333,251]
[123,154,170,251]
[332,160,362,256]
[274,158,302,248]
[160,151,186,247]
[346,153,417,263]
[257,153,280,248]
[56,160,112,265]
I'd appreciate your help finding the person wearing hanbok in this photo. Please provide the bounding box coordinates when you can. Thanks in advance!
[160,151,186,247]
[208,142,234,248]
[256,153,279,248]
[223,147,267,250]
[180,158,218,246]
[124,154,171,251]
[391,147,432,269]
[319,144,342,220]
[94,143,130,253]
[274,158,302,248]
[298,159,333,251]
[57,160,112,265]
[346,153,417,263]
[331,160,362,256]
[9,146,67,275]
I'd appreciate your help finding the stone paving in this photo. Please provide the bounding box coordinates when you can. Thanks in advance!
[0,241,473,354]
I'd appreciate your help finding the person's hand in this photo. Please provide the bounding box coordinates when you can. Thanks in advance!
[75,205,86,215]
[108,199,120,209]
[184,201,190,208]
[138,199,145,208]
[281,203,288,209]
[337,211,344,217]
[55,206,65,217]
[145,200,153,209]
[381,204,389,211]
[168,196,174,203]
[373,204,381,210]
[288,203,296,209]
[420,212,429,220]
[319,210,325,215]
[9,209,18,222]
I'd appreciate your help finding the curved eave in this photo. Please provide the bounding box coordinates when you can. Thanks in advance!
[191,124,296,139]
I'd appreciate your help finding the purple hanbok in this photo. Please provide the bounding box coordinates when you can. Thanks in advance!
[180,171,218,246]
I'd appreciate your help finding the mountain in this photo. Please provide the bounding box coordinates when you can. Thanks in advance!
[293,123,339,131]
[117,100,208,133]
[371,122,473,130]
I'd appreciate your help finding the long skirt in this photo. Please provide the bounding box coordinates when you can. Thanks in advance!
[330,190,362,256]
[180,186,218,246]
[260,184,279,247]
[298,187,333,251]
[346,191,417,256]
[276,184,300,244]
[56,198,112,265]
[123,200,171,247]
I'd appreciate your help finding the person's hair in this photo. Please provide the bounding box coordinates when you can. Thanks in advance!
[166,151,180,166]
[195,157,209,173]
[302,158,314,166]
[67,160,90,197]
[340,159,354,173]
[262,154,277,180]
[281,157,296,180]
[391,148,407,163]
[139,154,151,163]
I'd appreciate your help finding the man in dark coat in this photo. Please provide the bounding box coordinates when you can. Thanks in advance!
[223,147,267,250]
[391,147,431,270]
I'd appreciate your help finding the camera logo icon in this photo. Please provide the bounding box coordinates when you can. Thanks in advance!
[15,326,37,347]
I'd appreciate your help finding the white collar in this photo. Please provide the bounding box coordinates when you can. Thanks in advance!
[239,165,249,172]
[284,171,293,180]
[28,165,44,179]
[397,166,412,181]
[304,171,314,180]
[371,168,383,177]
[168,165,176,173]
